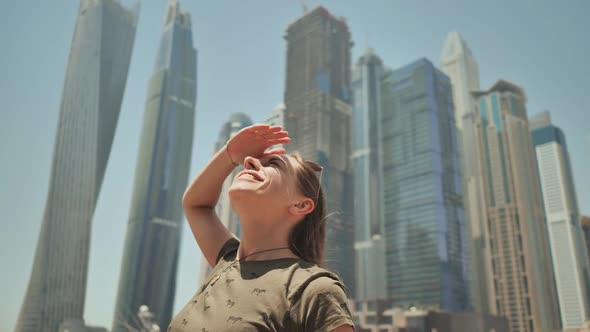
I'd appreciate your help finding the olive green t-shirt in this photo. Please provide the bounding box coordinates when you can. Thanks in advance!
[168,238,354,332]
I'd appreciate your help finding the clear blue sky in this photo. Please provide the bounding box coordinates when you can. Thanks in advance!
[1,0,589,330]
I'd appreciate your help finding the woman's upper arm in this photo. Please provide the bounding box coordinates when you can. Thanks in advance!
[184,207,234,267]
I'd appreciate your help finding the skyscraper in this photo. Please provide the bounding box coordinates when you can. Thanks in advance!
[15,1,138,331]
[380,58,469,311]
[112,1,196,330]
[440,31,480,130]
[351,48,387,301]
[530,111,590,329]
[283,6,355,291]
[197,113,252,285]
[462,80,559,332]
[439,32,482,312]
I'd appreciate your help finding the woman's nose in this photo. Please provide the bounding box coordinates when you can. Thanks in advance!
[243,156,261,170]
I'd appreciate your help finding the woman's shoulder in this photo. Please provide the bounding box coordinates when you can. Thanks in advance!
[286,263,350,305]
[286,263,354,331]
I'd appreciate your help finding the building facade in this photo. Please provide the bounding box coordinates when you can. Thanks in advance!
[351,48,387,301]
[380,59,469,311]
[15,1,138,331]
[283,6,355,291]
[112,1,196,330]
[462,80,559,332]
[530,111,590,329]
[198,113,253,285]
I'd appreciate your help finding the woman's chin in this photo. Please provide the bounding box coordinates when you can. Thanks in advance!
[229,186,272,208]
[228,185,258,201]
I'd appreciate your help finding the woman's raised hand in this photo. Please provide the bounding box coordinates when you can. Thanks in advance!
[225,124,291,166]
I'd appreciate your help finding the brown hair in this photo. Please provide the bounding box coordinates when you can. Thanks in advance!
[288,153,326,266]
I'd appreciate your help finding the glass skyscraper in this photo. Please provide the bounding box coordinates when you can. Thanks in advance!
[351,48,387,301]
[283,6,355,291]
[15,1,138,331]
[112,1,196,330]
[530,111,590,329]
[380,59,469,311]
[197,113,252,285]
[463,81,559,332]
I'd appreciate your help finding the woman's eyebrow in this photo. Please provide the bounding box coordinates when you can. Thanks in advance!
[267,155,288,169]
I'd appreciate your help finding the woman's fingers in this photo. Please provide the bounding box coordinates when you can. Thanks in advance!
[263,147,287,156]
[266,137,291,146]
[265,126,283,133]
[245,123,270,131]
[263,131,289,139]
[245,124,271,133]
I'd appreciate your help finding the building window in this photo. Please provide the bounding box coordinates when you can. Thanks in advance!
[526,298,532,316]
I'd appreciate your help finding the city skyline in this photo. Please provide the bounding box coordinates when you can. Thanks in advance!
[2,1,589,330]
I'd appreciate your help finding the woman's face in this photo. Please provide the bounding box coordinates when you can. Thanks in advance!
[228,154,302,211]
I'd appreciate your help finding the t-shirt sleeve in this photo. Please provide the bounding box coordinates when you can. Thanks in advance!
[215,237,239,266]
[292,276,355,332]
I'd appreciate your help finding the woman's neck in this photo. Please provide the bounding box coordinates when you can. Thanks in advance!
[238,220,298,261]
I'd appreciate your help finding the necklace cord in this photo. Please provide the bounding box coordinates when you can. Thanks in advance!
[238,246,291,261]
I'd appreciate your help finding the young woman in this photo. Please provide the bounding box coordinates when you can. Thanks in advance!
[168,124,355,331]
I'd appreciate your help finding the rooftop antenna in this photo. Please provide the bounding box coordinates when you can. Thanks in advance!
[300,0,308,14]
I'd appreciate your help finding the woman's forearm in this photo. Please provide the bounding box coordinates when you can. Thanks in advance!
[182,146,237,209]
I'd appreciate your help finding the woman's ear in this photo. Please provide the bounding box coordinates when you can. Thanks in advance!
[288,198,315,216]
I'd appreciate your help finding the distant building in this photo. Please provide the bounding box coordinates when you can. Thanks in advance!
[112,1,196,330]
[198,113,253,285]
[283,6,355,291]
[267,102,285,127]
[380,58,469,311]
[15,1,138,331]
[266,103,285,149]
[531,111,590,329]
[463,80,559,332]
[351,300,508,332]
